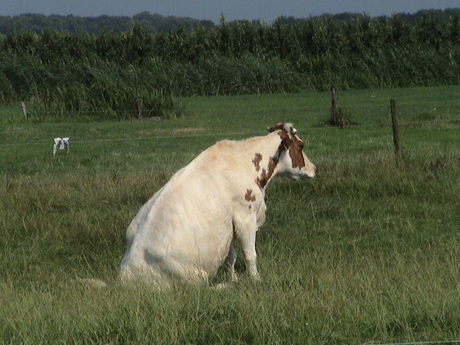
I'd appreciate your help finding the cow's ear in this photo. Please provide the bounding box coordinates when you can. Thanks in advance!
[267,123,284,133]
[283,123,296,139]
[267,123,296,136]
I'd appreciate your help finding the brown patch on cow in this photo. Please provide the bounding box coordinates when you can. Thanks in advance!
[245,189,256,202]
[252,153,263,171]
[256,157,278,189]
[289,136,306,169]
[278,131,291,150]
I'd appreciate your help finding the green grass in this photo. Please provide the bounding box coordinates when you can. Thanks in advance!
[0,86,459,345]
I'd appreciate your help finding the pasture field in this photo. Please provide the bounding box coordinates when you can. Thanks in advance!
[0,86,459,345]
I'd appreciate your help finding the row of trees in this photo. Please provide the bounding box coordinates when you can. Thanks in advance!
[0,10,459,120]
[0,12,214,35]
[1,9,458,35]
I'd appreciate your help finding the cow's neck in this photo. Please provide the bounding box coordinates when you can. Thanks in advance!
[247,133,283,190]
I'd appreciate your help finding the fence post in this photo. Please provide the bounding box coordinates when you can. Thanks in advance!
[21,102,28,119]
[136,98,143,119]
[331,87,338,111]
[390,99,401,159]
[330,87,348,128]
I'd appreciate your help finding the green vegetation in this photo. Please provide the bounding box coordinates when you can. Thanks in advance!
[0,12,214,35]
[1,10,459,119]
[0,9,458,35]
[1,86,459,344]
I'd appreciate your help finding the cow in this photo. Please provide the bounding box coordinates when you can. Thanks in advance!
[118,123,316,288]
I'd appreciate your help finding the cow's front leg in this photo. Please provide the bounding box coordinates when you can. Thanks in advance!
[256,200,266,228]
[238,228,261,281]
[224,244,238,283]
[234,211,261,281]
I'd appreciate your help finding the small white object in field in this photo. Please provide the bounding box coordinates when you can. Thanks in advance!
[53,137,70,156]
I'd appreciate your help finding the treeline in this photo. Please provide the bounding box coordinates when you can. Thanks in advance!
[1,9,459,35]
[0,12,214,35]
[0,10,459,120]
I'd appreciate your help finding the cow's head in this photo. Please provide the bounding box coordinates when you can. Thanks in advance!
[268,123,316,180]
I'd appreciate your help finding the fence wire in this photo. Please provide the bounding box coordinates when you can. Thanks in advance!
[0,99,458,149]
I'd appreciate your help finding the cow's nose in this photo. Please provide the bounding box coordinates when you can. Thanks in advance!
[305,164,316,178]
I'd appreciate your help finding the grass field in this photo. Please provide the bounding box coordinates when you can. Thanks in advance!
[1,86,459,344]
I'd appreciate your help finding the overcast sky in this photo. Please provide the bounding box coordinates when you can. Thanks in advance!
[1,0,459,23]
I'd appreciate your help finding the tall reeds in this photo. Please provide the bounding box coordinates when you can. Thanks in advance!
[0,12,459,119]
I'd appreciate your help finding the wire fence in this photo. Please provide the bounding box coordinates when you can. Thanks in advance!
[0,103,452,115]
[1,100,457,122]
[0,131,253,148]
[0,97,458,149]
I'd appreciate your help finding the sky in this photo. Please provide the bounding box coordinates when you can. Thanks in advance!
[0,0,459,23]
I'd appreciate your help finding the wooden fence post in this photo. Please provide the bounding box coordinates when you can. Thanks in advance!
[330,86,346,128]
[390,99,401,159]
[136,98,143,119]
[331,87,338,111]
[21,102,28,119]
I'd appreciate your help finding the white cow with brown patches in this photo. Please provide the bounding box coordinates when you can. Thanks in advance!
[119,123,316,288]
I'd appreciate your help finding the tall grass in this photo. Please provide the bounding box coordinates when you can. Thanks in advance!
[1,150,458,344]
[0,87,459,344]
[26,61,186,120]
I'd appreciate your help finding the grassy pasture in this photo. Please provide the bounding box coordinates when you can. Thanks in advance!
[0,86,459,344]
